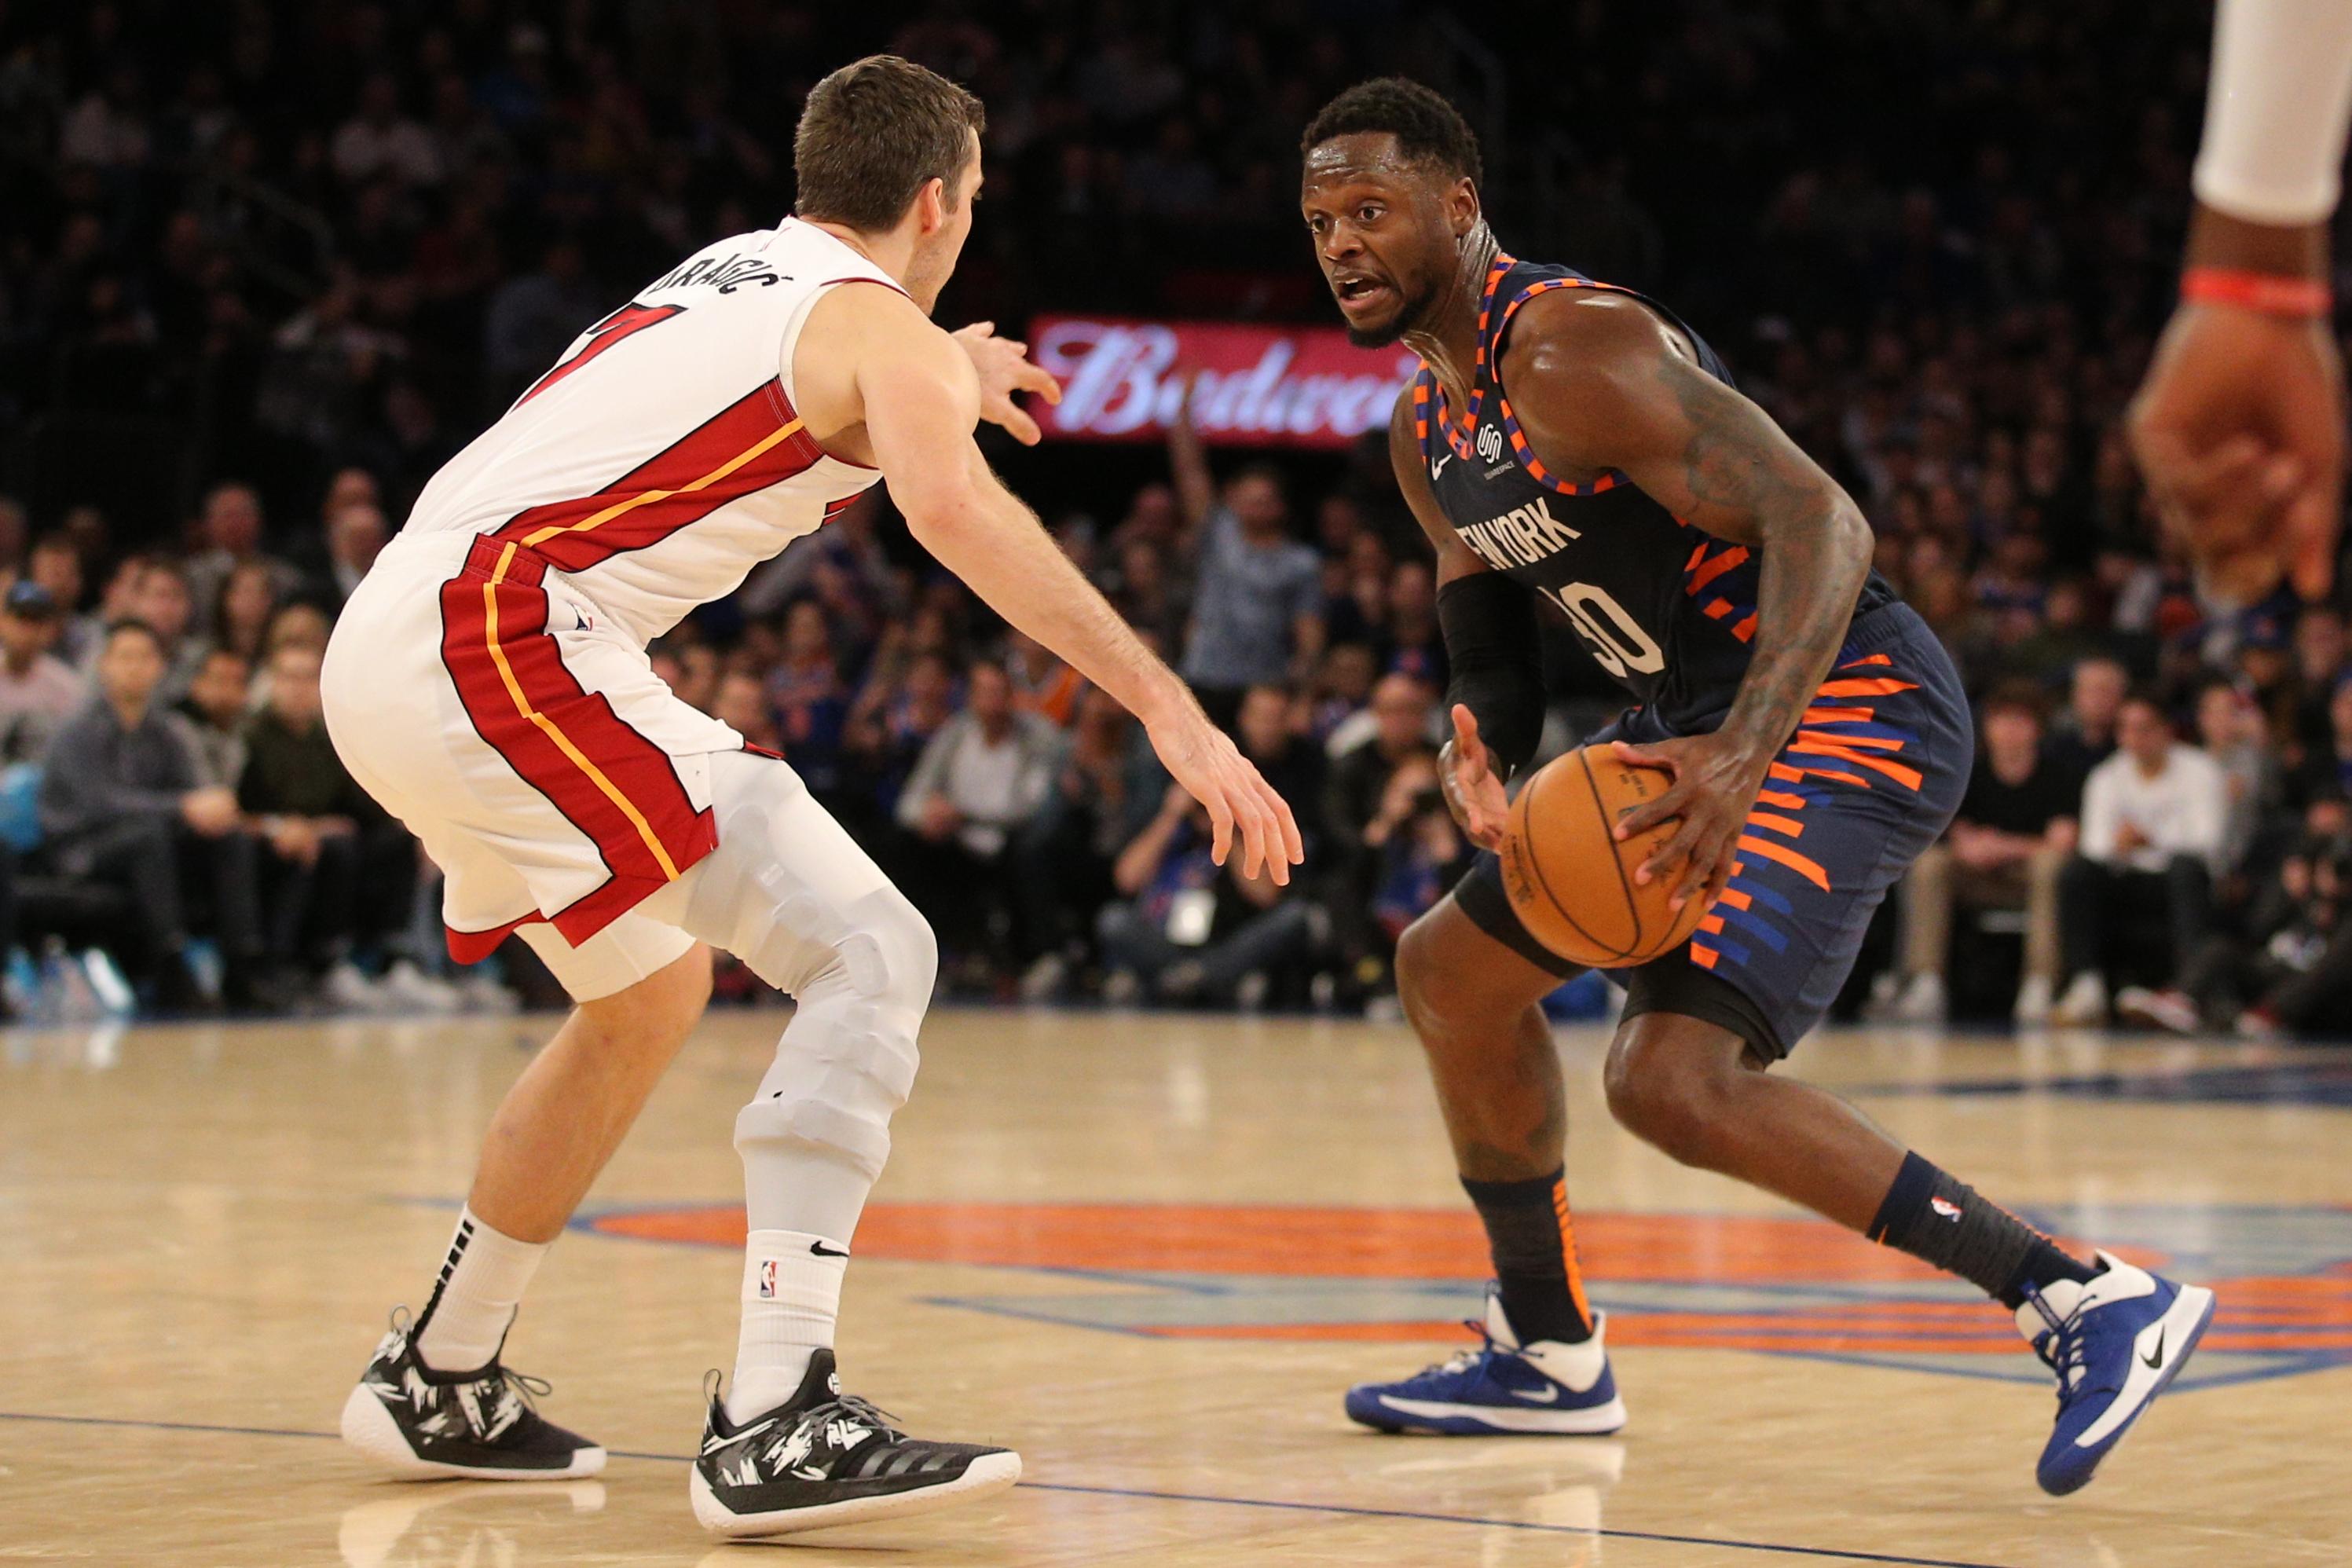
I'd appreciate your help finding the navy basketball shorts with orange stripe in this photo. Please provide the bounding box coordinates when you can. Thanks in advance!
[323,530,773,1002]
[1455,603,1971,1060]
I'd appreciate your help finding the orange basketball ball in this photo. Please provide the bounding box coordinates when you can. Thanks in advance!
[1499,743,1712,969]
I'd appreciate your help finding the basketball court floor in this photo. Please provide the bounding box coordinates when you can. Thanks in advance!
[4,1004,2348,1566]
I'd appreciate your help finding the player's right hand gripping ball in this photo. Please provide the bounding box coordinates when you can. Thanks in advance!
[1500,745,1712,968]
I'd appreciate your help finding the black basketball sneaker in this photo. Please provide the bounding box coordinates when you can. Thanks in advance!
[690,1350,1021,1537]
[339,1309,605,1479]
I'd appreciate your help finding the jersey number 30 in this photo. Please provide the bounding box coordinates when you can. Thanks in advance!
[1542,582,1667,678]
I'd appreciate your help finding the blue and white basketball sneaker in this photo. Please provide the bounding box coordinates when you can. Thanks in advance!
[1344,1287,1627,1435]
[2018,1251,2216,1496]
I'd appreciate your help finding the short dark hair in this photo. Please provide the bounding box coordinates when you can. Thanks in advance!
[794,55,985,233]
[103,617,163,654]
[1977,680,2048,724]
[1301,77,1482,185]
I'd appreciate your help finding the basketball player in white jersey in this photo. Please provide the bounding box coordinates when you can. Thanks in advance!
[2131,0,2352,604]
[326,55,1301,1538]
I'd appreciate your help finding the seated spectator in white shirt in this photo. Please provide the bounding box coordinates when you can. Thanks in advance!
[2051,691,2227,1025]
[0,582,88,764]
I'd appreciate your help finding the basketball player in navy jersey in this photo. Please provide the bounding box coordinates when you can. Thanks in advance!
[1299,80,2211,1494]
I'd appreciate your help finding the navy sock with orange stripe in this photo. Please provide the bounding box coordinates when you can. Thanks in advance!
[1461,1168,1596,1345]
[1867,1152,2097,1308]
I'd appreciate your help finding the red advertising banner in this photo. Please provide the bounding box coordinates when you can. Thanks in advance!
[1029,315,1419,450]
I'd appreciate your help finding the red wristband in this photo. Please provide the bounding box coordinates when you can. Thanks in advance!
[2181,265,2332,317]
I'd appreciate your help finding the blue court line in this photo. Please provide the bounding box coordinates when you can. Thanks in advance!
[0,1408,2018,1567]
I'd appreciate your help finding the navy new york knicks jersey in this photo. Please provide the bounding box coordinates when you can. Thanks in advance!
[1414,254,1897,734]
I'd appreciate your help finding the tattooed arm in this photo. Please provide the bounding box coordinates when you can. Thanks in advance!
[1497,290,1874,907]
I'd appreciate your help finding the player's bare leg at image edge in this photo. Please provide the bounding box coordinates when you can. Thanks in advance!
[341,750,1020,1536]
[1344,896,2218,1497]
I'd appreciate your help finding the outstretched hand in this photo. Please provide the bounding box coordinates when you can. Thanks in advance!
[951,321,1062,445]
[1609,733,1767,912]
[1438,704,1509,852]
[1144,705,1306,885]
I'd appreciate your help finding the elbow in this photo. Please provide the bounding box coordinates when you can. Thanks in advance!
[1829,496,1874,579]
[898,485,987,551]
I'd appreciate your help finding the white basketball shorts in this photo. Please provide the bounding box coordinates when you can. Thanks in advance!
[323,530,745,1001]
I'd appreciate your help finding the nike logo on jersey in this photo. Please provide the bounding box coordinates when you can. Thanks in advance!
[1508,1384,1562,1404]
[1455,496,1583,572]
[1431,449,1453,478]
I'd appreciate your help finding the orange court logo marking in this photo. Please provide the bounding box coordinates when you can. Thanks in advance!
[581,1199,2352,1381]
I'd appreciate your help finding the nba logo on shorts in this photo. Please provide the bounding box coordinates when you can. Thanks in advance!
[758,1259,779,1299]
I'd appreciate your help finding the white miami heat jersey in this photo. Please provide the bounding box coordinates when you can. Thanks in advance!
[402,218,898,646]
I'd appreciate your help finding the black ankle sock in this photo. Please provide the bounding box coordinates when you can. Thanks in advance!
[1461,1168,1594,1344]
[1866,1152,2097,1309]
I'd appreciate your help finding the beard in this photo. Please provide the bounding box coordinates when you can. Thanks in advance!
[1343,277,1436,349]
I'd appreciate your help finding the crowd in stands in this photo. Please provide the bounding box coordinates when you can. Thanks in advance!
[2,2,2349,1035]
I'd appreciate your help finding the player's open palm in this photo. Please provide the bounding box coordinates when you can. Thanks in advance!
[1439,705,1509,852]
[1144,709,1304,885]
[951,321,1063,445]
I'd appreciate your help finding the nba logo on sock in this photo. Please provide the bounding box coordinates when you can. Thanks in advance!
[759,1259,779,1299]
[1930,1196,1963,1222]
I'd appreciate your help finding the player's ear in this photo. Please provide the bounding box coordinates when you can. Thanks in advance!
[915,175,947,236]
[1449,178,1479,237]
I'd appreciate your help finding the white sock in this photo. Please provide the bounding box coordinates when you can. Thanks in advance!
[727,1229,848,1423]
[412,1207,549,1374]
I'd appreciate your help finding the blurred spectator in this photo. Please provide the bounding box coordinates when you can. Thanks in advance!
[764,600,848,798]
[83,558,207,700]
[842,650,958,828]
[2044,655,2127,793]
[2053,694,2228,1028]
[332,72,440,189]
[1365,754,1475,958]
[0,583,86,765]
[1884,683,2078,1024]
[710,669,781,753]
[38,621,267,1009]
[485,239,603,397]
[209,559,282,665]
[27,536,96,668]
[2193,678,2277,878]
[1232,682,1327,853]
[1324,672,1439,999]
[1097,783,1318,1008]
[239,643,407,1003]
[174,647,251,787]
[1167,387,1324,728]
[315,502,390,608]
[1013,687,1163,1000]
[893,659,1057,985]
[1006,630,1084,728]
[185,483,301,638]
[2158,818,2352,1037]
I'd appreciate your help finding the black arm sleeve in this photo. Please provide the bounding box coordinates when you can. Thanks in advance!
[1436,572,1546,778]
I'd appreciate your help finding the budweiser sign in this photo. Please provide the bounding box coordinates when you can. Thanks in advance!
[1031,316,1418,449]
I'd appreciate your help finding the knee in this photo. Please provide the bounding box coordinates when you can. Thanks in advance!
[1601,1030,1747,1170]
[1394,913,1460,1039]
[841,881,938,1010]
